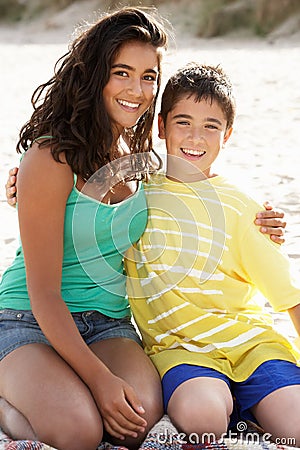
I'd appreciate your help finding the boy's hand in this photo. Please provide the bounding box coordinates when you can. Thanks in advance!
[5,167,18,207]
[255,201,286,244]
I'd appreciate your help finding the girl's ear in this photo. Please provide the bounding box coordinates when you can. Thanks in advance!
[222,127,233,147]
[158,114,166,139]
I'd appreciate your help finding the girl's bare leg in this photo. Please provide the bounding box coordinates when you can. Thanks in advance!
[167,377,233,444]
[0,343,103,450]
[0,397,36,440]
[90,337,163,449]
[252,385,300,446]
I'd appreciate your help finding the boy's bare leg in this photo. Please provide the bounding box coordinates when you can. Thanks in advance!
[252,385,300,446]
[167,377,233,442]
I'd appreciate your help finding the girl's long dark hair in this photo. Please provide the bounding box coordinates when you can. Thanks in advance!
[17,7,168,180]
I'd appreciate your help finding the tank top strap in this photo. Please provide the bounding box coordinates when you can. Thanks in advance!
[32,135,54,143]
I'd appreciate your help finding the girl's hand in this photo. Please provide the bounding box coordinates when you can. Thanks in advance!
[91,372,147,440]
[255,201,286,244]
[5,167,18,206]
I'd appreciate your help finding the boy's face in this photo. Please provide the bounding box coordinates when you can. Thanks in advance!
[159,95,232,181]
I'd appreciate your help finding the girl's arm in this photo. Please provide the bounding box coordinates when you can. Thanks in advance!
[255,201,286,244]
[17,147,146,440]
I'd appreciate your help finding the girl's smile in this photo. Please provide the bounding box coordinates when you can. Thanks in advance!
[103,41,160,134]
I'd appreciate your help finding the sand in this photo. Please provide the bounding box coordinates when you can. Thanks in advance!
[0,1,300,342]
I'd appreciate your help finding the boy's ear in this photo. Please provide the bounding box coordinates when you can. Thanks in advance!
[158,114,166,139]
[222,127,233,147]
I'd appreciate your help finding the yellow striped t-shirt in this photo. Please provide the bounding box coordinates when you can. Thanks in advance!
[126,174,300,381]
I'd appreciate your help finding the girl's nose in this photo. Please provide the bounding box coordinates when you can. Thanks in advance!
[128,78,143,97]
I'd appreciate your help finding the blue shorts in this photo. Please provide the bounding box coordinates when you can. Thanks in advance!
[0,308,142,361]
[162,360,300,425]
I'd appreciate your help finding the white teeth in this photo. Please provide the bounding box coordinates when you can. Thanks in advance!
[118,99,139,108]
[181,148,205,156]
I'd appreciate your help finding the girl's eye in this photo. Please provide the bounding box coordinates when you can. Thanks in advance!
[113,70,128,77]
[143,74,156,82]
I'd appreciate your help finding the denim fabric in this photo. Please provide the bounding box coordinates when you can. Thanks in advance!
[0,308,141,360]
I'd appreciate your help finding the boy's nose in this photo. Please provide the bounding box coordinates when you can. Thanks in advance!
[191,129,204,142]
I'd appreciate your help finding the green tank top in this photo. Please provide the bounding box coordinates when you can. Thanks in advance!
[0,177,148,318]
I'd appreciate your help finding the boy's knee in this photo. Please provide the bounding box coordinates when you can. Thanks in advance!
[169,401,229,441]
[272,426,300,448]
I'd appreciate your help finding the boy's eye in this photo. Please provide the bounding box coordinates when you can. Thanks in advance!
[177,121,190,126]
[205,124,219,130]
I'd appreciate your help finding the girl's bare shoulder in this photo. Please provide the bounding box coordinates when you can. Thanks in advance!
[18,143,73,195]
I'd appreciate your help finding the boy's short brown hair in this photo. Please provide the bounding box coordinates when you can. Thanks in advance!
[160,63,236,130]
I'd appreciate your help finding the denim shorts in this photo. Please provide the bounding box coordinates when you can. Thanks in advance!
[0,308,142,361]
[162,360,300,425]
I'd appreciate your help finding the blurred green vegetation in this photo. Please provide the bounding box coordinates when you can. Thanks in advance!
[0,0,299,37]
[0,0,77,21]
[0,0,161,21]
[197,0,300,37]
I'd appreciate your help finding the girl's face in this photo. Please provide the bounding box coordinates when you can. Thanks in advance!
[103,40,160,136]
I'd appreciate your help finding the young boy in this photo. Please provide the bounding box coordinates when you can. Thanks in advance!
[126,63,300,444]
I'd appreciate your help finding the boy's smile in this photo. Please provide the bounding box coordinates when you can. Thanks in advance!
[180,148,206,158]
[159,95,232,181]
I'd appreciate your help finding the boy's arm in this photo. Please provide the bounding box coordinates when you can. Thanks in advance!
[5,167,18,206]
[288,303,300,337]
[238,205,300,313]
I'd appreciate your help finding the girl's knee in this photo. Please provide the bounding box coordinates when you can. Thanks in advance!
[142,391,164,431]
[115,392,163,450]
[132,374,163,432]
[40,405,103,450]
[0,398,37,441]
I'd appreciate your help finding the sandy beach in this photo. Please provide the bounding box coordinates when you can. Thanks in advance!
[0,1,300,342]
